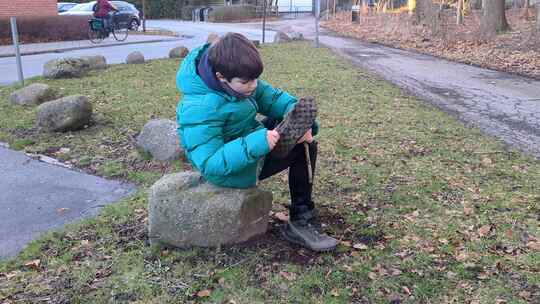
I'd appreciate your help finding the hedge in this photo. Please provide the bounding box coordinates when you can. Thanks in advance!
[0,16,89,45]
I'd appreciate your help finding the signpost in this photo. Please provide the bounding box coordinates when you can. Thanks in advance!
[10,17,24,86]
[262,0,267,43]
[315,0,320,47]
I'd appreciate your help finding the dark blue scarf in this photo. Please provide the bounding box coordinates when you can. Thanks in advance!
[197,49,250,100]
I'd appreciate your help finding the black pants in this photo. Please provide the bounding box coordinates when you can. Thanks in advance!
[258,118,317,220]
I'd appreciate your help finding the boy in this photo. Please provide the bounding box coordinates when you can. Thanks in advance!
[176,33,338,252]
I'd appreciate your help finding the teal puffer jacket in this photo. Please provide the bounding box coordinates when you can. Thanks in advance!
[176,44,299,188]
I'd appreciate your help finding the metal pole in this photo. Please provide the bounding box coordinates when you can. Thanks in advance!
[262,0,267,43]
[142,0,146,32]
[315,0,320,47]
[10,17,24,86]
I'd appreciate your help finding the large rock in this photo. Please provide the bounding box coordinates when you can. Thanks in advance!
[126,51,145,64]
[148,172,273,248]
[36,95,93,132]
[80,55,107,70]
[43,58,89,79]
[9,83,56,106]
[136,119,182,162]
[273,31,292,43]
[169,46,189,59]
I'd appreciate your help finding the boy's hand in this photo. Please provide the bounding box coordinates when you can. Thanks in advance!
[266,130,280,151]
[297,129,313,144]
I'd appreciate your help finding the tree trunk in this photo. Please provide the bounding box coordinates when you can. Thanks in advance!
[457,0,464,25]
[537,4,540,30]
[408,0,416,14]
[480,0,509,34]
[522,0,530,19]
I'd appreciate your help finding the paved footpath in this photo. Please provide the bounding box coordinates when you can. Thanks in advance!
[243,17,540,159]
[0,147,135,260]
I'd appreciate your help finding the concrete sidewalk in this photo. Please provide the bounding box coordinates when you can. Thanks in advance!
[0,33,180,58]
[0,146,136,260]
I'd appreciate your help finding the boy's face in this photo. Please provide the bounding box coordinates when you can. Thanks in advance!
[221,76,258,96]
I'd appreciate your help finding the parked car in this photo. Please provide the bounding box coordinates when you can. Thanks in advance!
[60,1,140,30]
[57,2,78,13]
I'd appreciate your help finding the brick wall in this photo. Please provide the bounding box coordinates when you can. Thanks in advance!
[0,0,58,18]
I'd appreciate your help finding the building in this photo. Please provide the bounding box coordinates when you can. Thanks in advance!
[0,0,57,18]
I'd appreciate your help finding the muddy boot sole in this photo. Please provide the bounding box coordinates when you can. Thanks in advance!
[271,97,317,159]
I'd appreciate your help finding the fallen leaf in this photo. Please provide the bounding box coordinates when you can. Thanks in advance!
[56,208,70,215]
[402,286,411,295]
[463,206,473,216]
[218,277,226,286]
[518,291,531,299]
[353,243,368,250]
[477,272,489,280]
[477,225,492,237]
[342,265,353,272]
[279,271,296,281]
[196,290,211,297]
[439,238,449,245]
[446,271,456,279]
[481,157,493,166]
[24,259,41,270]
[368,272,377,280]
[526,241,540,251]
[274,212,289,222]
[330,289,340,297]
[340,241,352,247]
[455,251,468,262]
[81,240,90,247]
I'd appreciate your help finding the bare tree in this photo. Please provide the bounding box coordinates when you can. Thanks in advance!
[521,0,531,19]
[480,0,509,34]
[457,0,464,25]
[537,4,540,30]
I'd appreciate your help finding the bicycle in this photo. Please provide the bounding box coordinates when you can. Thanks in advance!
[88,13,129,44]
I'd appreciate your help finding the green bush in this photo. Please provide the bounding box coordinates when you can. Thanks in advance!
[0,16,89,45]
[208,5,257,22]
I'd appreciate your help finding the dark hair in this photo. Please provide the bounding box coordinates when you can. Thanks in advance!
[208,33,263,81]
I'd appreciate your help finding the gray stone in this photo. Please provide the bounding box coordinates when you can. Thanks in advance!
[290,32,304,41]
[43,58,89,79]
[80,55,107,70]
[136,119,182,162]
[273,31,292,43]
[9,83,56,106]
[36,95,93,132]
[169,46,189,59]
[126,51,145,64]
[148,171,273,248]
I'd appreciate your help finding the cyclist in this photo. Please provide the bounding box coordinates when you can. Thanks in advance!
[93,0,118,33]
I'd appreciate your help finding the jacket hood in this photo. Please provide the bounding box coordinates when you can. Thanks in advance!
[176,44,234,101]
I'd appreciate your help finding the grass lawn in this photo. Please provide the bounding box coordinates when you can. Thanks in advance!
[0,42,539,303]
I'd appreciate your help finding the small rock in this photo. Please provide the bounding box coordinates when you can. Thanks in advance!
[290,32,304,41]
[273,31,292,43]
[136,119,182,162]
[43,58,89,79]
[148,171,273,248]
[36,95,92,132]
[169,46,189,59]
[80,55,107,70]
[9,83,57,106]
[126,51,145,64]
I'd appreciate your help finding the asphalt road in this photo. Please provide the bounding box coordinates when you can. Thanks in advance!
[245,17,540,159]
[0,21,275,86]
